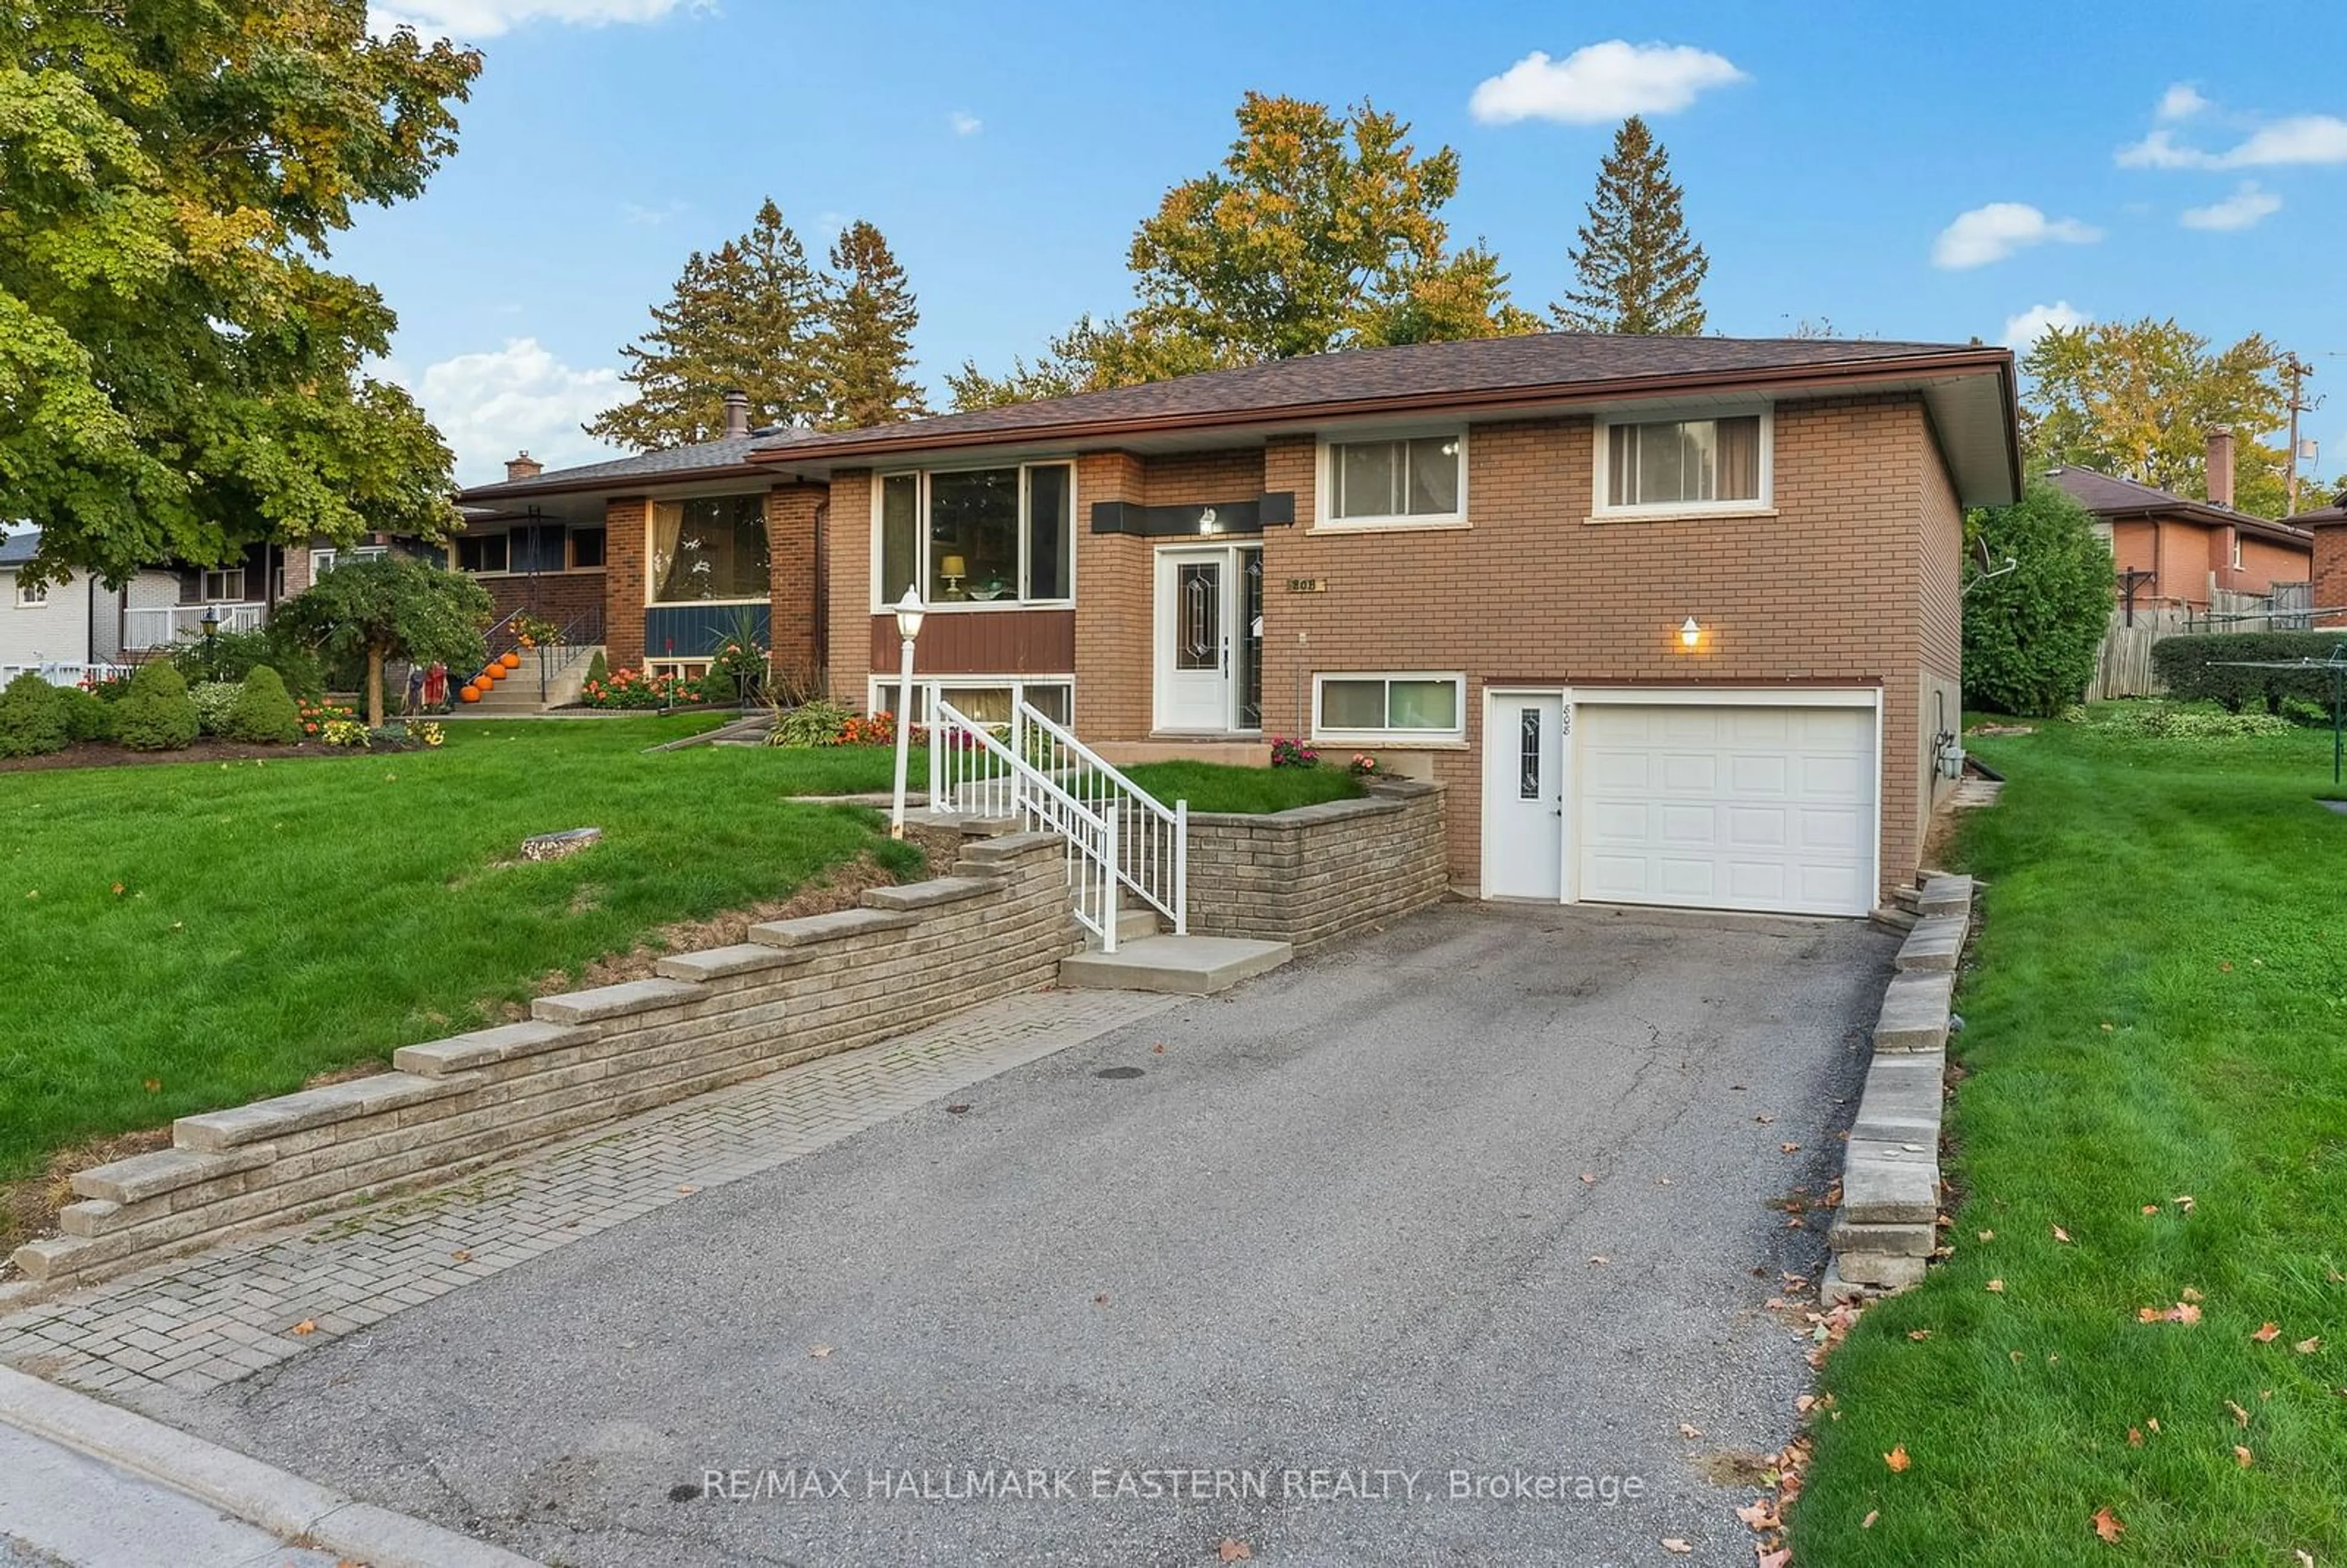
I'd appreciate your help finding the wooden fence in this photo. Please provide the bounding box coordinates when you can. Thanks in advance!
[2085,582,2320,701]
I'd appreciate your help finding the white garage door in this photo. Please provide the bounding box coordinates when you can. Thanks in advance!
[1577,703,1876,917]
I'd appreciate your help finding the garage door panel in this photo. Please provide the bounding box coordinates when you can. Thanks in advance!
[1577,702,1875,917]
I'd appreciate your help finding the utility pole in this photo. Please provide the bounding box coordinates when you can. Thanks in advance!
[2281,351,2314,515]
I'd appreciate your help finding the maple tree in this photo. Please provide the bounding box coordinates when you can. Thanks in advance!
[2,2,478,585]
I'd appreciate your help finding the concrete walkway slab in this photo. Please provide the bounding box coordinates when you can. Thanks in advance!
[1059,934,1292,994]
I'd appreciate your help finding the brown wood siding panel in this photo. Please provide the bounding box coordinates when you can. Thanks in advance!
[868,609,1075,676]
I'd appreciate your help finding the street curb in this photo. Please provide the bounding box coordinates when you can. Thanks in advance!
[0,1365,544,1568]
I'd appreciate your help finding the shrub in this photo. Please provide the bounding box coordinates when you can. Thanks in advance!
[167,626,323,698]
[2094,702,2294,739]
[769,698,856,747]
[583,648,609,689]
[1270,737,1320,768]
[58,685,112,742]
[226,665,301,744]
[188,680,241,735]
[112,661,200,750]
[2149,632,2347,715]
[1962,482,2114,717]
[0,671,69,758]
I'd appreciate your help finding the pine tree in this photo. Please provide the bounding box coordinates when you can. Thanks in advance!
[1554,116,1710,336]
[816,221,928,430]
[586,199,825,451]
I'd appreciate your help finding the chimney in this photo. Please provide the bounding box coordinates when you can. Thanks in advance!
[505,451,542,483]
[2205,426,2235,510]
[722,389,751,439]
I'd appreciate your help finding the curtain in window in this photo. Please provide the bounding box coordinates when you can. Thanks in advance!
[650,502,684,598]
[1715,417,1761,501]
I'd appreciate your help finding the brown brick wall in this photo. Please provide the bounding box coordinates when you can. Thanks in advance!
[825,469,874,701]
[1185,779,1448,950]
[1240,395,1942,901]
[483,570,605,631]
[2239,534,2312,593]
[2315,524,2347,626]
[604,497,648,669]
[1142,448,1267,507]
[1075,451,1150,736]
[765,483,825,686]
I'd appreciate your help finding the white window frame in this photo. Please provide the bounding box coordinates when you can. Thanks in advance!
[869,461,1078,612]
[200,566,247,602]
[14,576,47,608]
[1311,671,1467,747]
[862,674,1075,725]
[2229,531,2244,571]
[1591,407,1775,519]
[1313,428,1469,532]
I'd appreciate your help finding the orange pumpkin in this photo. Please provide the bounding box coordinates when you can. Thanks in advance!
[459,684,482,703]
[500,651,522,671]
[479,665,501,684]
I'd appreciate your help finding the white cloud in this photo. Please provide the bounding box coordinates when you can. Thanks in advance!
[2156,83,2210,120]
[1468,40,1746,125]
[2120,112,2347,169]
[1931,203,2102,269]
[949,111,983,136]
[2179,180,2283,230]
[619,199,689,227]
[2000,301,2091,350]
[384,338,627,486]
[369,0,705,41]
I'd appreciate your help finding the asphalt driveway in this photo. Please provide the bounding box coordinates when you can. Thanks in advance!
[174,902,1893,1567]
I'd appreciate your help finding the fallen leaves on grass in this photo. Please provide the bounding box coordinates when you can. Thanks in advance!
[2127,1427,2143,1446]
[2297,1336,2322,1354]
[2143,1204,2161,1215]
[2174,1194,2197,1213]
[1978,1229,1996,1242]
[2092,1506,2126,1544]
[2235,1445,2254,1468]
[141,1079,160,1093]
[2253,1323,2282,1344]
[1216,1541,1252,1563]
[1908,1329,1933,1341]
[2052,1225,2072,1244]
[1884,1444,1911,1473]
[2139,1302,2201,1325]
[1986,1279,2005,1294]
[2228,1400,2250,1428]
[1861,1509,1879,1529]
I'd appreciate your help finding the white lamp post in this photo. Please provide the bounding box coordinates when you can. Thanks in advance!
[890,585,925,840]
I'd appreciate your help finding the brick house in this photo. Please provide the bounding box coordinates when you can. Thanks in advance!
[2045,432,2312,614]
[2291,499,2347,621]
[458,335,2020,917]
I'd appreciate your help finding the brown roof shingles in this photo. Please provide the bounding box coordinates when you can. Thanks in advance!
[2046,465,2312,544]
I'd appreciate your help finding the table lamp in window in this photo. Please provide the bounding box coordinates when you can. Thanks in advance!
[939,554,967,598]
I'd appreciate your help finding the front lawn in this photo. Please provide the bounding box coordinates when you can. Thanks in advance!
[1121,760,1365,813]
[1798,714,2347,1564]
[0,717,927,1196]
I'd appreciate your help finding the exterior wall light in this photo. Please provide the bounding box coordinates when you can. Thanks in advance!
[1679,616,1702,651]
[1197,507,1219,535]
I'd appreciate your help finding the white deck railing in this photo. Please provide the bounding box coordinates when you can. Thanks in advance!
[1013,703,1188,936]
[929,699,1123,949]
[122,602,266,650]
[0,661,134,689]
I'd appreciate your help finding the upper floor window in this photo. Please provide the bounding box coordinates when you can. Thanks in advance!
[570,527,607,569]
[200,566,246,602]
[652,495,768,603]
[1323,433,1464,526]
[876,463,1073,607]
[1598,412,1768,513]
[15,577,46,608]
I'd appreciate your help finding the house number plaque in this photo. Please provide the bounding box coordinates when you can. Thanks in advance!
[1285,577,1328,593]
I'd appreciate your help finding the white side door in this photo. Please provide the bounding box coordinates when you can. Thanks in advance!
[1482,690,1567,900]
[1155,548,1234,731]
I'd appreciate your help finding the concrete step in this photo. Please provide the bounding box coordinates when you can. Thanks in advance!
[1059,936,1292,995]
[1893,913,1966,972]
[1093,906,1163,947]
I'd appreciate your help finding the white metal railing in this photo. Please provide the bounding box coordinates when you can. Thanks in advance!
[0,661,133,689]
[928,699,1123,950]
[1013,702,1188,936]
[123,602,266,650]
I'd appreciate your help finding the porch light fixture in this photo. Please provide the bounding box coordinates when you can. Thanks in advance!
[1679,616,1702,651]
[890,586,925,839]
[1197,507,1218,535]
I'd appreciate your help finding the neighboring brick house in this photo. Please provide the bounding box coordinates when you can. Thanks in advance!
[2045,434,2312,614]
[2291,498,2347,623]
[463,335,2019,917]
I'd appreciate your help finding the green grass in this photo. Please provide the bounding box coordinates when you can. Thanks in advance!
[1797,713,2347,1565]
[0,717,924,1187]
[1120,760,1365,813]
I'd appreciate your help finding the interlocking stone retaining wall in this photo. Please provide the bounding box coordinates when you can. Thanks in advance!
[1829,875,1973,1294]
[14,834,1080,1291]
[1184,779,1447,951]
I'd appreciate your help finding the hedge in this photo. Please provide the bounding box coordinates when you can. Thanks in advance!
[2149,632,2347,714]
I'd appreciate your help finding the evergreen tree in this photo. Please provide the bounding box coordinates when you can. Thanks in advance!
[1554,116,1710,336]
[586,199,825,450]
[816,221,928,430]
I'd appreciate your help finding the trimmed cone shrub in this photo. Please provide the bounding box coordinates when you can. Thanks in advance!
[112,661,200,751]
[225,665,301,744]
[582,648,609,689]
[59,686,113,742]
[0,670,69,758]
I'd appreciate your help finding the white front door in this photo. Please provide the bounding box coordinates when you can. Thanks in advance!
[1482,690,1567,900]
[1155,547,1237,731]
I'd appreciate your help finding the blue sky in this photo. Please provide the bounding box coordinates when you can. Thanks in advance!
[358,0,2347,493]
